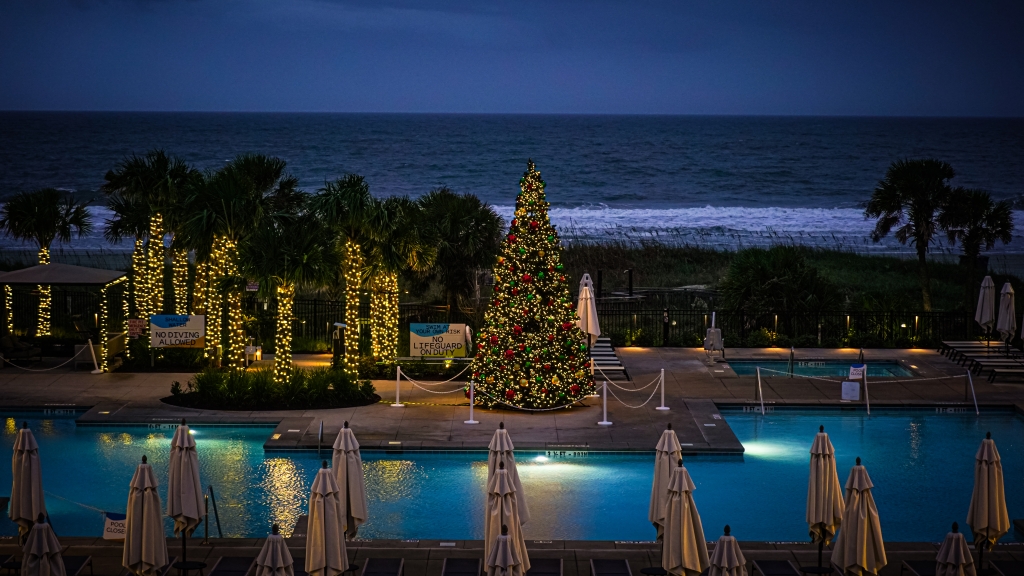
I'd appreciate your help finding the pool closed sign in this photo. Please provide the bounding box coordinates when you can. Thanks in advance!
[150,315,205,348]
[409,323,470,358]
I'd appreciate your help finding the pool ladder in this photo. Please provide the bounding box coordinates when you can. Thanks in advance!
[202,485,223,543]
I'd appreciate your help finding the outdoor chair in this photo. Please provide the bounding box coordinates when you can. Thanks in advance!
[591,559,632,576]
[992,560,1024,576]
[0,334,43,363]
[988,369,1024,383]
[441,558,481,576]
[900,561,936,576]
[362,558,404,576]
[527,559,562,576]
[63,556,94,576]
[208,557,256,576]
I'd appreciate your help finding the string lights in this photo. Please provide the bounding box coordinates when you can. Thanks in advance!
[4,285,12,335]
[148,213,165,317]
[132,238,148,321]
[99,276,128,372]
[468,160,594,409]
[37,247,51,336]
[172,248,189,314]
[343,239,363,377]
[274,284,295,383]
[219,237,246,371]
[370,272,399,361]
[204,237,226,364]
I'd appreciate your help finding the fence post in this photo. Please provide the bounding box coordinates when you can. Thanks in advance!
[598,381,612,426]
[464,382,479,424]
[662,308,669,346]
[392,366,404,407]
[656,368,669,411]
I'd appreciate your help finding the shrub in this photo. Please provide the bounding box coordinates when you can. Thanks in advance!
[165,366,378,410]
[719,246,841,316]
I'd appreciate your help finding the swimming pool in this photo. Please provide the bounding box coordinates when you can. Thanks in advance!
[727,360,914,377]
[1,409,1019,542]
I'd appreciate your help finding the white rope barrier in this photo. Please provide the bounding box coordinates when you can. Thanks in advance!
[593,365,661,390]
[605,378,664,409]
[401,363,472,386]
[45,490,106,514]
[1,345,91,372]
[754,365,968,385]
[406,380,465,394]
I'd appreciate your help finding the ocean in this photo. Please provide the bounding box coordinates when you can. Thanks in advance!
[1,112,1023,257]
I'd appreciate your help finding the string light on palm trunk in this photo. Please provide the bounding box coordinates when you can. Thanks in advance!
[148,214,165,317]
[370,272,399,361]
[132,238,148,322]
[218,237,246,371]
[274,284,295,383]
[204,236,227,363]
[37,247,51,336]
[4,285,12,335]
[99,276,128,372]
[172,248,189,315]
[343,239,362,377]
[468,160,594,409]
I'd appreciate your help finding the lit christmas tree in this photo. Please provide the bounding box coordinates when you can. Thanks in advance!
[469,160,595,409]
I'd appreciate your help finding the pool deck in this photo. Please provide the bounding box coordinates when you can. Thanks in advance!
[1,536,1022,576]
[1,347,1022,454]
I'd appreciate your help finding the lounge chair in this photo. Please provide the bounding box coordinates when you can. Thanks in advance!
[992,561,1024,576]
[442,558,481,576]
[900,561,936,576]
[63,556,94,576]
[591,559,632,576]
[362,558,404,576]
[0,335,42,364]
[989,368,1024,382]
[752,560,798,576]
[527,559,562,576]
[208,557,256,576]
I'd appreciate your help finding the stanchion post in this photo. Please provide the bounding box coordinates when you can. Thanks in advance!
[464,381,479,424]
[598,381,612,426]
[392,365,404,407]
[656,368,670,410]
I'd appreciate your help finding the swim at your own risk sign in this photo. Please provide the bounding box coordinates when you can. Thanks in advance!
[409,323,471,358]
[150,315,205,348]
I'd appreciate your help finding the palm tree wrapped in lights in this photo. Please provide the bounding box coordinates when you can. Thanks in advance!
[0,189,92,336]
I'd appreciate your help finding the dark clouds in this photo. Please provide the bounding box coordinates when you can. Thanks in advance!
[1,0,1021,115]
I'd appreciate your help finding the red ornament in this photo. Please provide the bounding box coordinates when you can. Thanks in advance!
[570,384,580,395]
[508,234,517,243]
[518,344,526,351]
[559,275,566,281]
[530,221,538,229]
[569,303,575,309]
[541,388,548,394]
[522,274,532,283]
[505,349,515,359]
[548,266,554,273]
[561,322,572,330]
[490,335,499,345]
[512,288,519,295]
[543,363,551,371]
[473,372,480,378]
[492,299,500,307]
[511,219,518,227]
[547,334,555,341]
[547,299,554,306]
[477,343,484,350]
[506,389,516,399]
[513,325,523,334]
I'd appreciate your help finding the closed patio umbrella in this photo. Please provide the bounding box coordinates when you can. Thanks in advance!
[709,525,745,576]
[579,273,593,293]
[831,458,886,576]
[123,456,169,576]
[11,422,47,542]
[936,522,975,576]
[976,276,996,344]
[486,525,525,576]
[807,426,844,569]
[485,462,530,575]
[22,514,65,576]
[256,524,294,576]
[331,422,368,539]
[488,423,530,526]
[966,433,1009,572]
[662,459,709,576]
[650,424,682,540]
[167,420,204,564]
[577,285,601,344]
[306,462,348,576]
[995,283,1015,346]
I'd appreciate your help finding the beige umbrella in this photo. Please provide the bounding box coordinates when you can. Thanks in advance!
[123,456,169,576]
[331,422,368,539]
[976,276,996,343]
[995,283,1015,346]
[11,422,47,542]
[256,524,294,576]
[484,462,530,575]
[486,525,525,576]
[650,424,682,539]
[488,423,530,525]
[807,425,844,569]
[662,459,709,576]
[830,458,886,576]
[577,285,601,342]
[22,514,65,576]
[966,432,1009,571]
[167,420,204,564]
[936,522,975,576]
[709,525,745,576]
[306,461,348,576]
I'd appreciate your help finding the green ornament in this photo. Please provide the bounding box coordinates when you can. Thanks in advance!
[559,354,566,360]
[536,376,543,383]
[525,346,532,353]
[580,344,588,351]
[529,201,535,206]
[547,235,554,242]
[525,361,532,368]
[538,271,545,279]
[556,264,563,270]
[526,294,534,301]
[559,392,566,398]
[519,247,526,254]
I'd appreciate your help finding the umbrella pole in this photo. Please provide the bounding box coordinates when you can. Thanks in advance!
[817,540,823,569]
[182,528,187,564]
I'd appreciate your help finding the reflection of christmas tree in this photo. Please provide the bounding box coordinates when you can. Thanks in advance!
[469,160,595,409]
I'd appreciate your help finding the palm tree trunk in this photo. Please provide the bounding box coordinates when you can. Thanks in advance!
[917,245,932,312]
[221,238,246,371]
[172,248,190,315]
[36,246,51,336]
[343,238,363,377]
[370,272,399,362]
[148,214,165,316]
[274,284,295,383]
[132,238,148,321]
[205,237,226,366]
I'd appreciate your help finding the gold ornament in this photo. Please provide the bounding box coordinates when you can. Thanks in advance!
[575,370,585,378]
[513,363,521,371]
[486,376,495,384]
[538,250,545,257]
[519,378,529,388]
[551,375,561,385]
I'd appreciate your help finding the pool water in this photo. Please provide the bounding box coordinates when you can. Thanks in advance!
[727,360,914,377]
[1,409,1020,542]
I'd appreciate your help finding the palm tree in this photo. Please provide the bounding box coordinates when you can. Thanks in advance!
[102,150,200,318]
[241,212,339,382]
[865,159,955,311]
[939,187,1014,309]
[178,154,297,369]
[103,191,151,319]
[417,187,504,314]
[309,175,376,376]
[364,196,436,361]
[0,189,92,335]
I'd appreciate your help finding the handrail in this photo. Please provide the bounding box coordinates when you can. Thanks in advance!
[756,367,765,415]
[966,369,979,415]
[206,485,222,540]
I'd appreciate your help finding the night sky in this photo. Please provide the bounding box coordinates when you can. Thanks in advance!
[1,0,1022,115]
